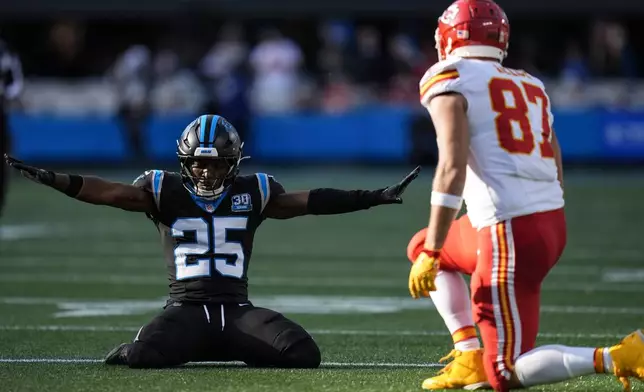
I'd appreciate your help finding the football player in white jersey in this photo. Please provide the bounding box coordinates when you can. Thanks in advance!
[406,0,644,391]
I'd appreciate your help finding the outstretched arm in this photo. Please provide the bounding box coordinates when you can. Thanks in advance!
[263,167,421,220]
[423,93,469,251]
[4,154,156,213]
[408,92,468,299]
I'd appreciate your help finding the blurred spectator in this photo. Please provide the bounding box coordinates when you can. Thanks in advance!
[31,20,91,77]
[1,16,643,115]
[316,20,358,112]
[112,45,151,109]
[513,35,541,77]
[590,20,637,78]
[248,28,304,114]
[386,33,423,105]
[201,24,248,80]
[551,40,592,108]
[388,33,421,74]
[560,40,590,83]
[199,23,250,137]
[110,45,152,159]
[318,45,346,79]
[413,39,439,79]
[386,70,419,106]
[317,20,353,78]
[346,26,391,99]
[320,20,353,48]
[320,74,357,114]
[149,49,206,114]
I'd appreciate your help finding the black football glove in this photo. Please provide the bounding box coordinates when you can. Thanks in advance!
[4,154,55,186]
[378,165,421,204]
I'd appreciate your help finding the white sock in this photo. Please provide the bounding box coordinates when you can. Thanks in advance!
[454,337,480,352]
[603,349,614,373]
[515,345,598,387]
[429,270,480,351]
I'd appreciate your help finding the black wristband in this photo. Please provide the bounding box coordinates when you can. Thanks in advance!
[307,188,383,215]
[63,174,84,197]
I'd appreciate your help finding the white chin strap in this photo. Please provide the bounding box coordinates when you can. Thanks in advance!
[448,45,505,62]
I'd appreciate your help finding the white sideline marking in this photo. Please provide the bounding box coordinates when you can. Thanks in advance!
[0,325,626,339]
[0,358,441,368]
[0,224,51,241]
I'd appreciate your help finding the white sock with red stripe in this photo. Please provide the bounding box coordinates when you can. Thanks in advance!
[429,270,481,351]
[515,345,609,386]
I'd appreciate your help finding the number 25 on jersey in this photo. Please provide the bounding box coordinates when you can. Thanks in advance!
[172,217,247,280]
[489,78,554,158]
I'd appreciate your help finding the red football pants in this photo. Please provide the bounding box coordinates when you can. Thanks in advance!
[407,209,566,392]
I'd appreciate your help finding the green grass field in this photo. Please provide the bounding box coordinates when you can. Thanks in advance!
[1,167,643,392]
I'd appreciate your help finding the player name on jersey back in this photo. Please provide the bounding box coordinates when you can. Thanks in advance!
[420,58,564,229]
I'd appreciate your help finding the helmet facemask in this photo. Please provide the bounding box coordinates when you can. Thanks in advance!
[179,155,241,199]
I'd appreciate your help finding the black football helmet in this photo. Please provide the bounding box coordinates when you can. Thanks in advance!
[177,115,246,199]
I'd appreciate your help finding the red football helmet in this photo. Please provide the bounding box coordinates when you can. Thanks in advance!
[435,0,510,62]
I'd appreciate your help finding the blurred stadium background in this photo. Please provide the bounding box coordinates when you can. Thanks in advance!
[2,0,644,165]
[2,1,644,391]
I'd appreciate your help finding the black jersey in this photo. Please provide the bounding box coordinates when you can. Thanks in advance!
[134,171,285,303]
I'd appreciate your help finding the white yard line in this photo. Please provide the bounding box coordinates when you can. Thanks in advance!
[602,269,644,283]
[0,325,627,339]
[2,296,644,316]
[0,358,441,368]
[0,224,52,241]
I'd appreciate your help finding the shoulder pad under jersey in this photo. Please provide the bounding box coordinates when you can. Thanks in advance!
[419,57,465,106]
[133,170,166,210]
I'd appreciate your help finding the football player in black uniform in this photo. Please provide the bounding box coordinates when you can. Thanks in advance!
[4,114,420,369]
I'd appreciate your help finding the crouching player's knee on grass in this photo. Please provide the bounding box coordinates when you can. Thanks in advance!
[125,342,169,369]
[284,337,321,369]
[104,337,321,370]
[246,336,321,369]
[104,342,177,369]
[104,303,322,370]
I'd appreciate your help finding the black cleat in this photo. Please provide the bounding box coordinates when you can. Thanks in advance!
[104,343,131,365]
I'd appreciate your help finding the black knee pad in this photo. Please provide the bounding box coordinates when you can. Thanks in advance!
[282,337,321,369]
[126,341,168,369]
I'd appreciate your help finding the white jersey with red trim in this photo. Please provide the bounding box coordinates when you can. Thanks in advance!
[419,57,564,229]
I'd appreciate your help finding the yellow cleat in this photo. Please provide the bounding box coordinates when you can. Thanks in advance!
[608,329,644,392]
[422,349,489,390]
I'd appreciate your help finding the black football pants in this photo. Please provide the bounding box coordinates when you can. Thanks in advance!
[118,302,321,369]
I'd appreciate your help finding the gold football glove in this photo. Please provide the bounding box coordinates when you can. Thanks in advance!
[409,250,441,298]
